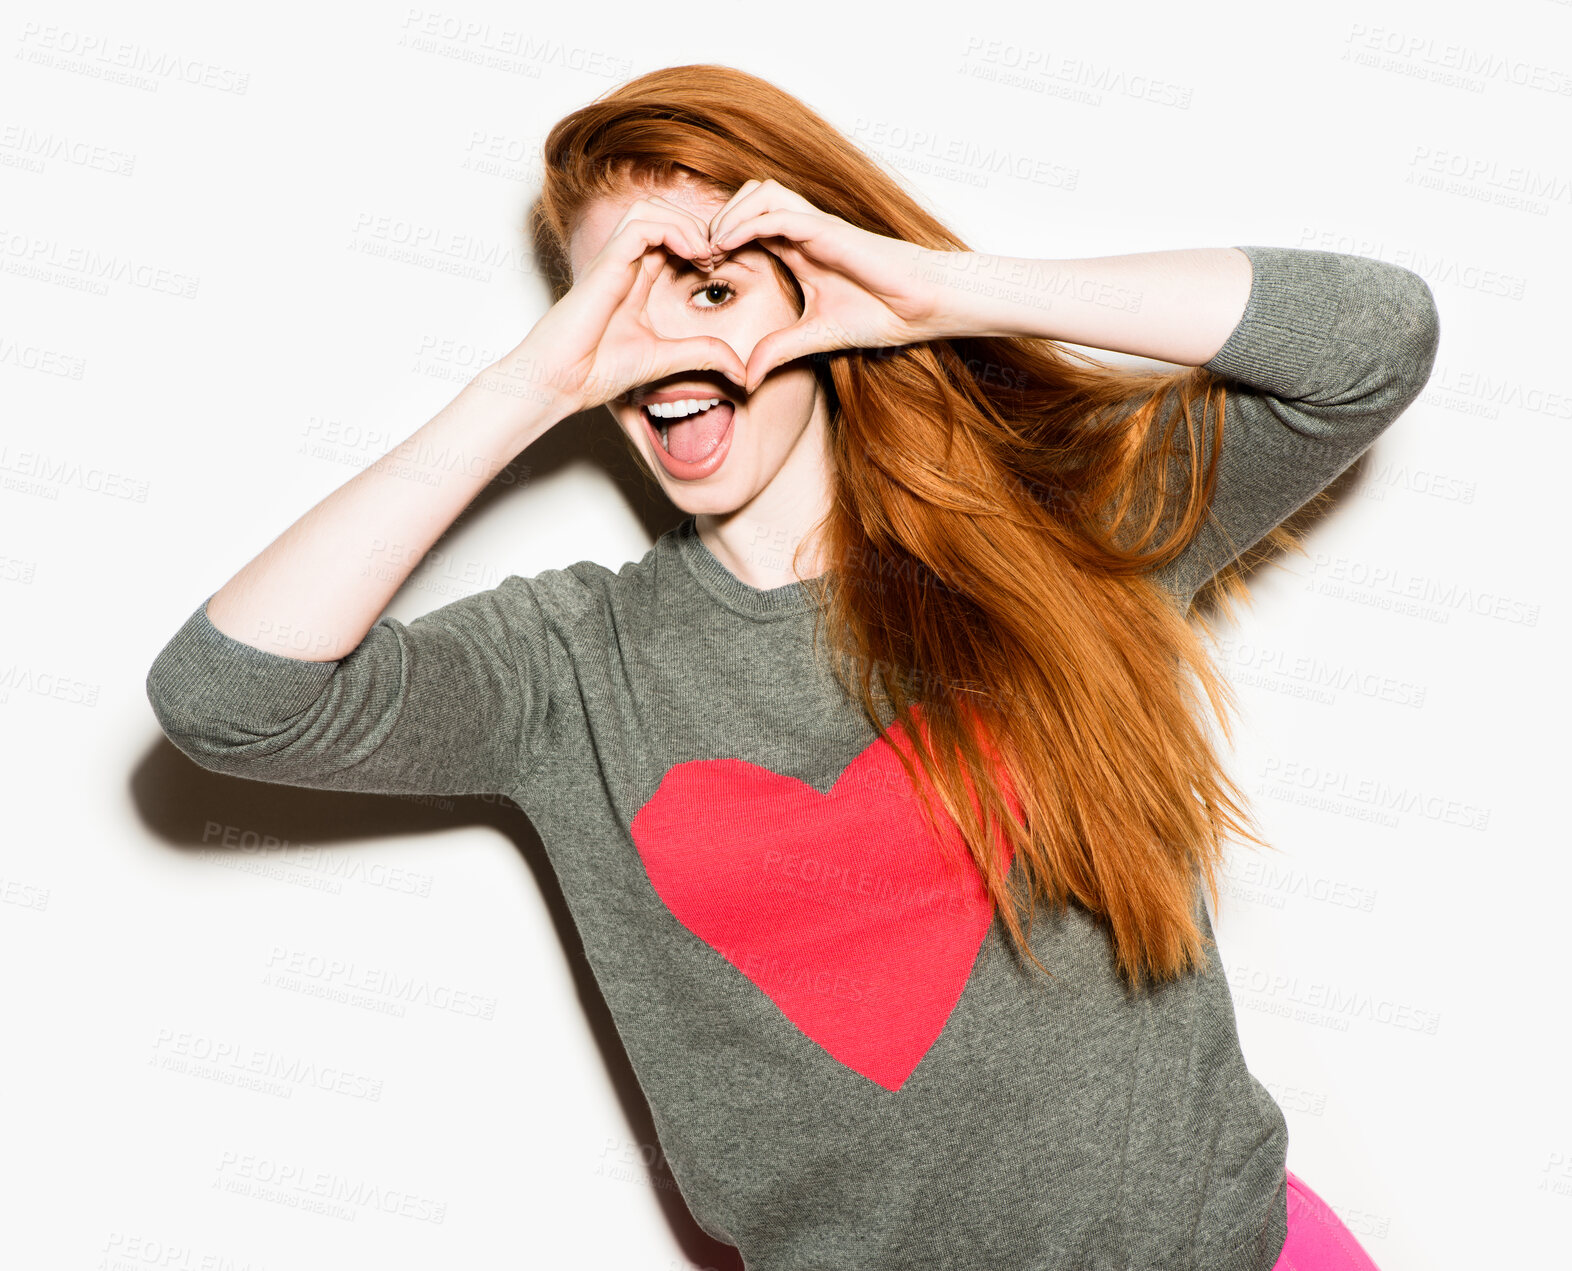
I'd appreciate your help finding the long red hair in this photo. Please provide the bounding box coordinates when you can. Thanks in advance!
[532,65,1308,990]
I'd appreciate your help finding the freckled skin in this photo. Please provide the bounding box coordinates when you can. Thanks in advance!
[567,177,836,575]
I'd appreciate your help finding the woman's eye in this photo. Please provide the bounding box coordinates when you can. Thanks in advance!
[690,280,736,310]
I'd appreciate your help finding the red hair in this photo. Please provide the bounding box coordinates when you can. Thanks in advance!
[533,65,1307,989]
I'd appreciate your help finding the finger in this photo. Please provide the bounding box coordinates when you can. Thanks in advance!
[641,194,722,266]
[750,235,817,304]
[618,195,717,263]
[708,178,811,265]
[616,246,667,317]
[707,177,815,242]
[704,179,765,257]
[579,221,701,328]
[592,250,681,409]
[647,335,748,395]
[711,209,824,259]
[708,179,820,251]
[742,322,818,396]
[570,247,664,384]
[756,235,815,277]
[598,211,710,278]
[746,307,864,394]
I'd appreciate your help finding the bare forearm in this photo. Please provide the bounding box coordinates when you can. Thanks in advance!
[204,356,562,662]
[917,247,1253,366]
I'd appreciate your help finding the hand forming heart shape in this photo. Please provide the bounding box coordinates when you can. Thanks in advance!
[507,178,959,419]
[699,178,957,394]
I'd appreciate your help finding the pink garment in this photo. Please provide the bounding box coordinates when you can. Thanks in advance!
[1271,1169,1383,1271]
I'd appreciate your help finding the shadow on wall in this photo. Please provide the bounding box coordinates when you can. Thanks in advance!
[409,381,688,573]
[1187,450,1379,626]
[127,741,744,1271]
[127,185,734,1257]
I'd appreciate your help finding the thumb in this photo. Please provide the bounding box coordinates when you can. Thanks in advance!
[743,321,821,395]
[649,335,747,395]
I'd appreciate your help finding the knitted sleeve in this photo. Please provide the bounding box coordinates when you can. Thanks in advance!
[144,576,556,797]
[1149,244,1442,609]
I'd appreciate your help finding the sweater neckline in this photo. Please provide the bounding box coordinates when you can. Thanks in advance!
[671,516,828,619]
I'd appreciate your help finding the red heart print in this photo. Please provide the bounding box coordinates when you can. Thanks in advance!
[631,711,1016,1091]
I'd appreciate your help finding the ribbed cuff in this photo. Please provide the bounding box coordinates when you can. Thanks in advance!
[145,594,339,728]
[1202,245,1349,401]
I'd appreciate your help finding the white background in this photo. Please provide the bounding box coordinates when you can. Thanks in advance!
[2,1,1567,1267]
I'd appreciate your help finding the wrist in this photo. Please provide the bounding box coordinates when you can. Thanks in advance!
[907,249,1049,342]
[482,348,580,433]
[407,358,561,475]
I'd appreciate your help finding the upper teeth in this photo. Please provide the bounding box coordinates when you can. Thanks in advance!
[646,397,721,418]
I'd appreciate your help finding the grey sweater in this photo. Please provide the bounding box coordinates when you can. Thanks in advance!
[146,246,1440,1271]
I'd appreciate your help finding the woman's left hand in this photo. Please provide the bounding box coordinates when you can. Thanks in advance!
[703,179,955,393]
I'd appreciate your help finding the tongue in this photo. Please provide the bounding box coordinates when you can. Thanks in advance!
[666,403,733,463]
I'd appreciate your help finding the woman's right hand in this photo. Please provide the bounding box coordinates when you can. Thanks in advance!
[509,196,748,419]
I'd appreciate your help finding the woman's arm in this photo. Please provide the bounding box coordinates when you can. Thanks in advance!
[146,199,744,797]
[204,364,557,663]
[692,187,1440,612]
[145,364,564,798]
[931,244,1442,608]
[147,574,560,797]
[204,367,553,662]
[917,245,1254,366]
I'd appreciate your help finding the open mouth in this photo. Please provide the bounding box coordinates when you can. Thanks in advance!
[640,395,737,468]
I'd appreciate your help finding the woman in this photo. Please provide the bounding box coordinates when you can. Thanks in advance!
[147,65,1438,1271]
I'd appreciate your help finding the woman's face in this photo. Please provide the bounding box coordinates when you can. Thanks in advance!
[565,177,831,522]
